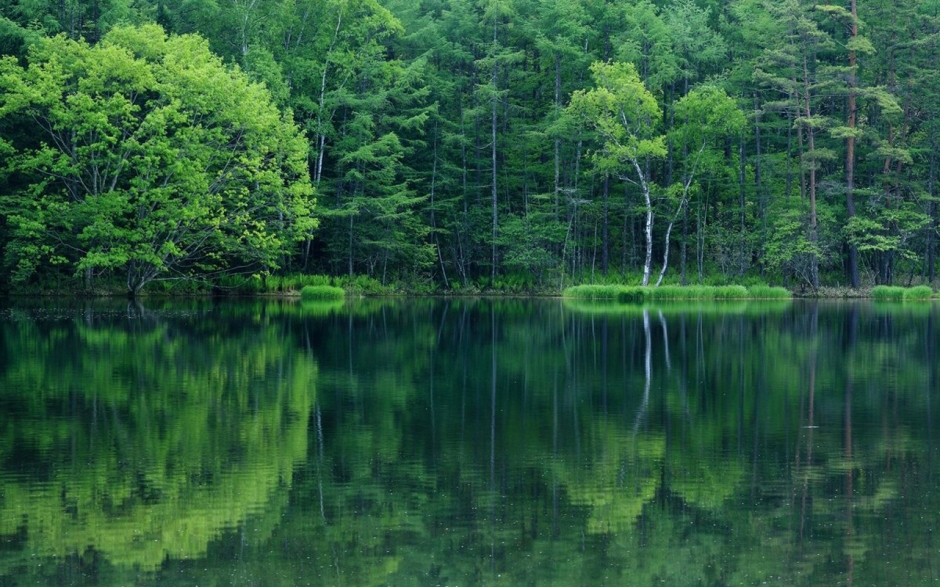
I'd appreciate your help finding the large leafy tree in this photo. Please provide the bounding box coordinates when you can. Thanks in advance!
[0,24,316,295]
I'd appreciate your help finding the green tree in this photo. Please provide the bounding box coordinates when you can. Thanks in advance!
[568,61,666,286]
[0,24,316,295]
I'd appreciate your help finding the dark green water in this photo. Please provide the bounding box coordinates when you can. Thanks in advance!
[0,298,937,586]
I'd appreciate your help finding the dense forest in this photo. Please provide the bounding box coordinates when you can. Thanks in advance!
[1,0,939,294]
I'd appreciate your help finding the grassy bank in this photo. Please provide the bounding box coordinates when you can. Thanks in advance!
[871,285,935,301]
[563,284,792,301]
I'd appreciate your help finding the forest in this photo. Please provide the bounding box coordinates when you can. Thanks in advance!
[1,0,939,295]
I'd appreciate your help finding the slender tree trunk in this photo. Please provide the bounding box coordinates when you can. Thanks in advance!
[554,53,562,219]
[655,200,686,286]
[348,214,354,277]
[845,0,860,288]
[629,158,655,286]
[802,39,819,289]
[602,174,609,275]
[755,95,766,278]
[430,127,450,289]
[491,19,499,282]
[681,204,688,285]
[739,134,747,277]
[929,143,937,282]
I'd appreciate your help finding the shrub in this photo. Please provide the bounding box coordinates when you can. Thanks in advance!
[300,285,346,300]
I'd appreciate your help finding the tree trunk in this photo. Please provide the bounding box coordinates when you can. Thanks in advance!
[602,174,610,275]
[491,19,499,282]
[802,38,819,290]
[929,144,937,282]
[845,0,860,288]
[630,157,655,287]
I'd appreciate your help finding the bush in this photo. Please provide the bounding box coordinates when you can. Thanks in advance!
[300,285,346,300]
[903,285,933,300]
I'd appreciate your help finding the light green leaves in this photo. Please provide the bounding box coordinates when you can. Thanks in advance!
[0,24,316,294]
[568,61,665,174]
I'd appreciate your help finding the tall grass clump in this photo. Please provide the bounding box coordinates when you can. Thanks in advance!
[903,285,933,300]
[300,284,346,300]
[747,285,792,299]
[871,285,905,300]
[563,284,626,299]
[713,285,750,299]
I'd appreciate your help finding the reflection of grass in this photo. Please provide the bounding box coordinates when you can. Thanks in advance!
[300,285,346,300]
[563,299,793,316]
[872,301,934,318]
[565,284,792,301]
[300,299,346,316]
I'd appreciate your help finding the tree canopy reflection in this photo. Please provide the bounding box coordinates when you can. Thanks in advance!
[0,299,937,586]
[0,302,315,574]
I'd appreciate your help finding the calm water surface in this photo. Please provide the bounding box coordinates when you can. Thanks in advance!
[0,298,937,586]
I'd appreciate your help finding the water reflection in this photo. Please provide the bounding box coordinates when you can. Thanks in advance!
[0,298,937,586]
[0,300,315,582]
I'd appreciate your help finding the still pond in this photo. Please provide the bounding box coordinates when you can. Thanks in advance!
[0,297,937,586]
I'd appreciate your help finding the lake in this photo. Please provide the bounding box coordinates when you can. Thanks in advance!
[0,297,937,586]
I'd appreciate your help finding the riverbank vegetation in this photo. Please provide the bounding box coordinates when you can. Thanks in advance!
[564,284,792,300]
[2,0,940,297]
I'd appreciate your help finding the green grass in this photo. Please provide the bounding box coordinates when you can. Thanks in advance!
[746,285,792,299]
[714,285,750,298]
[566,283,790,301]
[300,285,346,300]
[562,284,629,299]
[903,285,934,300]
[648,284,760,300]
[872,285,907,300]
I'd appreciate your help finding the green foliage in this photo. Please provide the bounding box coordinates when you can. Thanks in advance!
[0,25,315,295]
[300,284,346,300]
[3,0,940,294]
[568,61,665,174]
